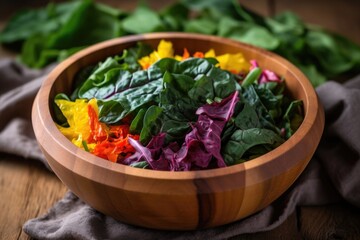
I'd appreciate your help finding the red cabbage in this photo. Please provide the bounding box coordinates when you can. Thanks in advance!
[250,60,281,84]
[126,91,239,171]
[125,133,169,170]
[172,91,239,169]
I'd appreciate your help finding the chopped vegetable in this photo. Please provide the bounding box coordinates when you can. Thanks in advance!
[55,98,139,163]
[54,40,303,171]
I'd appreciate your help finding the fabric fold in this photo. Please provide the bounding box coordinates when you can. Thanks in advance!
[0,59,359,239]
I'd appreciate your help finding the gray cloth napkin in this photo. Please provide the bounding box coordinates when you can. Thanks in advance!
[0,60,53,164]
[1,59,359,239]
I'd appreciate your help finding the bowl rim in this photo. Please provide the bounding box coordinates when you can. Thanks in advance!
[35,32,322,181]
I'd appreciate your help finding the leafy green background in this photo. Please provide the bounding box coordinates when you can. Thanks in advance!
[1,0,360,87]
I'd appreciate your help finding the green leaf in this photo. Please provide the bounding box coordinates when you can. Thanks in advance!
[161,119,191,143]
[181,0,234,14]
[254,85,283,112]
[160,2,189,31]
[266,12,305,35]
[160,72,199,122]
[242,85,278,132]
[20,35,52,68]
[282,100,303,139]
[53,93,70,127]
[223,128,284,165]
[234,102,261,129]
[70,65,97,101]
[57,46,86,62]
[184,18,217,35]
[130,161,149,169]
[306,30,354,76]
[188,75,215,103]
[140,105,163,144]
[16,0,123,68]
[77,57,122,99]
[130,108,146,134]
[122,6,165,34]
[46,0,122,50]
[98,77,163,124]
[0,1,83,44]
[95,2,126,18]
[218,17,280,50]
[97,100,126,124]
[231,0,266,25]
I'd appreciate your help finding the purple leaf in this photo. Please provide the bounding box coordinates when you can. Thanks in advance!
[126,133,169,170]
[196,91,239,121]
[125,91,239,171]
[250,59,281,84]
[174,91,239,170]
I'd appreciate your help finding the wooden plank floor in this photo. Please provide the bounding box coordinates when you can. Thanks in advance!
[1,0,360,239]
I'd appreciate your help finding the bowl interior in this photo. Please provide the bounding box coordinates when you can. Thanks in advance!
[44,32,318,179]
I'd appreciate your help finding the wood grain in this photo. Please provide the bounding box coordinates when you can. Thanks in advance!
[300,203,360,240]
[0,154,67,240]
[232,211,302,240]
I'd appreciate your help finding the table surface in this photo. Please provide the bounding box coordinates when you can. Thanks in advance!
[1,0,360,239]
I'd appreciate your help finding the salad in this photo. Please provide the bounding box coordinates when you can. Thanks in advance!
[53,40,303,171]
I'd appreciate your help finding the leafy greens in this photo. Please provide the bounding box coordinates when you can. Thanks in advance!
[53,41,304,170]
[1,0,360,87]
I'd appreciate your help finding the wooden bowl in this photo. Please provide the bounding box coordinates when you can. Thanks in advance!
[32,33,324,230]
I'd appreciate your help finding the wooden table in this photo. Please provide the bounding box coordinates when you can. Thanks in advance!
[1,1,360,239]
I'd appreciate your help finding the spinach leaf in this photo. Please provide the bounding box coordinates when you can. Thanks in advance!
[218,17,280,50]
[234,102,261,130]
[139,106,163,144]
[160,119,191,143]
[97,77,163,124]
[45,0,123,50]
[77,57,123,99]
[70,65,97,101]
[77,57,235,126]
[121,5,165,34]
[184,17,217,35]
[254,85,283,118]
[222,128,284,165]
[79,60,163,124]
[231,0,266,25]
[161,72,198,117]
[53,93,70,127]
[125,58,237,144]
[181,0,235,15]
[15,0,124,68]
[2,0,360,88]
[282,100,303,139]
[242,85,278,132]
[129,108,146,134]
[160,2,189,31]
[306,30,356,76]
[188,75,215,103]
[0,1,83,44]
[265,12,305,36]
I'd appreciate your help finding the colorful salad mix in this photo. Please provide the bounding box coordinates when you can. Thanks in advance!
[53,40,303,171]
